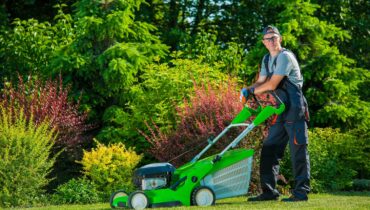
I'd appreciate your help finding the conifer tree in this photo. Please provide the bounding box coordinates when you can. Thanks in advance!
[51,0,168,119]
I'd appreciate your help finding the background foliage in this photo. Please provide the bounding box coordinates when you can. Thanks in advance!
[0,4,74,83]
[97,58,230,155]
[0,0,368,206]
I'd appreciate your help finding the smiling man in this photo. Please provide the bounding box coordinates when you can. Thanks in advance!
[241,25,311,202]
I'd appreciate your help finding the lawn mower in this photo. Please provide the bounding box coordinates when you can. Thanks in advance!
[110,91,285,209]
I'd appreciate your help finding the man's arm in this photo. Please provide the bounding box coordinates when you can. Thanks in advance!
[249,75,267,89]
[253,75,285,94]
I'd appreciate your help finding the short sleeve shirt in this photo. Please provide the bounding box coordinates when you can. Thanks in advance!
[260,50,303,88]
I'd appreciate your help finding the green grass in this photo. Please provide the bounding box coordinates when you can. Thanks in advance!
[12,192,370,210]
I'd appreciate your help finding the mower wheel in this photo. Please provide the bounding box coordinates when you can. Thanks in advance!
[128,191,149,210]
[191,186,215,206]
[110,190,128,208]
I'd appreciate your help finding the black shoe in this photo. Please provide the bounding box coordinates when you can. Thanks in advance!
[248,193,279,202]
[281,195,308,202]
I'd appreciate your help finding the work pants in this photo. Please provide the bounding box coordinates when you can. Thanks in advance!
[259,120,310,199]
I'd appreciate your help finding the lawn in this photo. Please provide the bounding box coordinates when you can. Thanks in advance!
[14,191,370,210]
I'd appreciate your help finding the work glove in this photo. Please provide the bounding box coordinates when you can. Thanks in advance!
[239,87,255,103]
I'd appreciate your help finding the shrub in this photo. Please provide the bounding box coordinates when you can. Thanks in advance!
[348,128,370,179]
[1,75,89,149]
[1,75,91,190]
[0,106,57,207]
[51,178,101,204]
[79,141,143,199]
[309,128,361,192]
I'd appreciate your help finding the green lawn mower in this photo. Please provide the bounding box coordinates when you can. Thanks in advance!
[110,92,285,209]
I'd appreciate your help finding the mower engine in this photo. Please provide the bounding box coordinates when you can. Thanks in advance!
[133,163,176,190]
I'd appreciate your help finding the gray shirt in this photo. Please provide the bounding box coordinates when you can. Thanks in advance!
[260,50,303,88]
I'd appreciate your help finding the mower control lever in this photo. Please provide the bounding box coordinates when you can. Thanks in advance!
[269,91,284,107]
[252,94,262,107]
[212,155,221,163]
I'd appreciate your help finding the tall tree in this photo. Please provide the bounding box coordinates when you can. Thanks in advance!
[137,0,192,51]
[312,0,370,103]
[313,0,369,69]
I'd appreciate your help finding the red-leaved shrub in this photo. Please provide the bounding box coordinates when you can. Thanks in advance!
[0,75,90,149]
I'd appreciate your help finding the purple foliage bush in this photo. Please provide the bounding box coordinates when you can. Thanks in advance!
[1,75,90,150]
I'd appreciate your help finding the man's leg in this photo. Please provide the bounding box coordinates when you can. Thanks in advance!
[248,122,288,201]
[283,120,310,201]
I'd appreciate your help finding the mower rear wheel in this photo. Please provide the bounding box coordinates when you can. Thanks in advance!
[110,190,128,208]
[191,186,215,206]
[128,191,149,210]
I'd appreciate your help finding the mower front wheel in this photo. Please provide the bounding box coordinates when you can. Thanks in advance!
[110,190,128,208]
[191,186,215,206]
[128,191,149,210]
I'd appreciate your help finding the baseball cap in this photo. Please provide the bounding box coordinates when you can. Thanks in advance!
[262,25,281,36]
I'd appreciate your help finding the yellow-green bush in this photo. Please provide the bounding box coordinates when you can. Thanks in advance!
[79,141,142,198]
[0,107,57,207]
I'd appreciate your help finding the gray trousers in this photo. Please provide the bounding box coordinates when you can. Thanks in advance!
[260,120,310,199]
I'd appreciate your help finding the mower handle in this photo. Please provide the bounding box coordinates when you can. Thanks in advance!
[247,90,283,109]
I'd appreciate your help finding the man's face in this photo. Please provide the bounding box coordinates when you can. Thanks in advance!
[262,33,281,51]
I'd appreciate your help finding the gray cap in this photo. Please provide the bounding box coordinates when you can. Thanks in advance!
[262,25,280,36]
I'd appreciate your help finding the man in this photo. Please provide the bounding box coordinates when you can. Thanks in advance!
[241,25,310,202]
